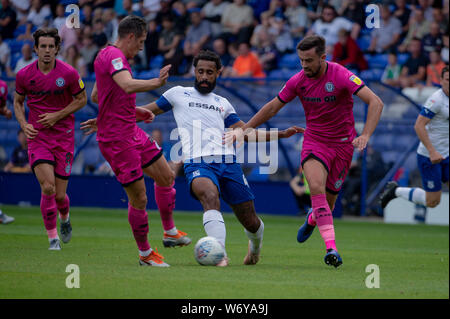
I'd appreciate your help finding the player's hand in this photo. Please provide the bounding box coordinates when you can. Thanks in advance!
[280,126,305,139]
[429,150,444,164]
[0,106,12,119]
[158,64,171,87]
[80,118,98,135]
[136,107,155,123]
[37,112,61,128]
[224,127,247,149]
[23,123,38,139]
[352,134,369,152]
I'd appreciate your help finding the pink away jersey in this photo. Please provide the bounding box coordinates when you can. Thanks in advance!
[278,61,364,143]
[15,60,85,138]
[94,45,137,142]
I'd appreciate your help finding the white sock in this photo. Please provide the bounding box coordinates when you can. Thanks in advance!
[395,187,426,206]
[139,248,152,257]
[59,213,69,223]
[244,218,264,254]
[165,227,178,236]
[203,210,226,248]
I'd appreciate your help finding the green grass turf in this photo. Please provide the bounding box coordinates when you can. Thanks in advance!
[0,205,448,299]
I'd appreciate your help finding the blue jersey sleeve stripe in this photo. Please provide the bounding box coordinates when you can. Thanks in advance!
[155,95,173,112]
[224,113,241,128]
[420,107,435,119]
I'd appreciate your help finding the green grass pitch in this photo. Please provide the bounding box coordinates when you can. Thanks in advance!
[0,205,448,299]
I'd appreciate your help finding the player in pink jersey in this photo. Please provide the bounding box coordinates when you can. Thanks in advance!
[87,15,190,267]
[227,35,384,267]
[13,28,87,250]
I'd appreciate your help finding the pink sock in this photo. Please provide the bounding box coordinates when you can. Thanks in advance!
[57,194,70,221]
[40,193,58,239]
[128,203,150,251]
[311,194,337,251]
[154,182,176,231]
[307,209,316,226]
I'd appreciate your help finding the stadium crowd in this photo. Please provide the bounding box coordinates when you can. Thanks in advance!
[0,0,448,86]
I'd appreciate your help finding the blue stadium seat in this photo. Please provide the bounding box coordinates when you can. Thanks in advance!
[357,35,372,51]
[367,54,388,69]
[360,68,383,81]
[150,55,164,69]
[397,53,409,65]
[278,53,299,69]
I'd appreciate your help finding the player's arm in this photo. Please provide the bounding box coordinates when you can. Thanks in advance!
[91,82,98,104]
[228,120,304,142]
[14,92,38,139]
[352,86,384,151]
[112,65,171,94]
[37,90,87,128]
[414,114,443,164]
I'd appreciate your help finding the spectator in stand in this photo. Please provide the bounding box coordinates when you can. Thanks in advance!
[284,0,309,39]
[92,18,108,48]
[422,22,444,55]
[393,0,412,39]
[81,3,94,27]
[251,22,277,72]
[399,37,429,88]
[226,42,265,78]
[201,0,229,39]
[3,129,31,173]
[332,28,368,72]
[52,4,66,30]
[7,42,36,77]
[145,18,160,68]
[10,0,29,26]
[158,13,184,75]
[338,0,365,38]
[270,16,294,55]
[426,49,446,87]
[102,8,119,43]
[64,44,87,78]
[183,8,211,65]
[441,34,449,64]
[220,0,254,44]
[121,0,142,17]
[142,0,162,21]
[80,34,98,75]
[0,33,10,74]
[367,4,402,54]
[381,51,402,88]
[398,9,430,53]
[155,0,172,25]
[59,15,79,52]
[263,0,285,20]
[411,0,433,21]
[0,0,17,39]
[26,0,51,28]
[172,1,189,35]
[431,7,448,35]
[212,37,232,68]
[307,4,357,54]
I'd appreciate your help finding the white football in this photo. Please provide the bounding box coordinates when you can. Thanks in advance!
[194,236,225,266]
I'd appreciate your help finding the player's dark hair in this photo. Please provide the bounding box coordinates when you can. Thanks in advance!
[297,35,326,56]
[442,65,449,77]
[193,50,222,70]
[118,15,147,39]
[33,28,61,51]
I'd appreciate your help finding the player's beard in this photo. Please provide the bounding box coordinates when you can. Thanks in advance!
[304,63,323,78]
[195,79,216,94]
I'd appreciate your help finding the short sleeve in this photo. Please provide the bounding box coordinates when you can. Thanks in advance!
[278,74,299,103]
[68,68,85,96]
[222,97,240,127]
[338,66,365,95]
[158,86,180,111]
[106,48,128,77]
[15,70,26,95]
[420,93,442,119]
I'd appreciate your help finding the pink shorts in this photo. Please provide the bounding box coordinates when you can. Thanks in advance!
[28,135,74,180]
[301,137,354,194]
[98,127,162,186]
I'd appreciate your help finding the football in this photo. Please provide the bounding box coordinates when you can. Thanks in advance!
[194,236,225,266]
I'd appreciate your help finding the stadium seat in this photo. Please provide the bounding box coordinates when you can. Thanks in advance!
[367,54,388,69]
[278,53,299,69]
[149,55,164,69]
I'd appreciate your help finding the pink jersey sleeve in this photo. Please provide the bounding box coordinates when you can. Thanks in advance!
[338,67,365,95]
[105,48,129,77]
[277,73,300,103]
[68,68,85,96]
[15,69,26,95]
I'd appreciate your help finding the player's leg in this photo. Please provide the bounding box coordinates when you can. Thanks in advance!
[123,178,169,267]
[143,154,191,247]
[55,177,72,243]
[229,200,264,265]
[34,163,60,250]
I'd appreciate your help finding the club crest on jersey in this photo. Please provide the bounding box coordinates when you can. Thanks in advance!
[56,77,65,87]
[334,179,343,189]
[325,82,334,92]
[112,57,123,70]
[349,75,362,85]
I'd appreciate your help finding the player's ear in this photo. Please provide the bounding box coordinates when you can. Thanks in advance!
[217,67,224,78]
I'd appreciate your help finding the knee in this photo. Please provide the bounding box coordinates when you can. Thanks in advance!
[133,191,148,209]
[41,181,56,196]
[156,170,175,187]
[308,180,325,195]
